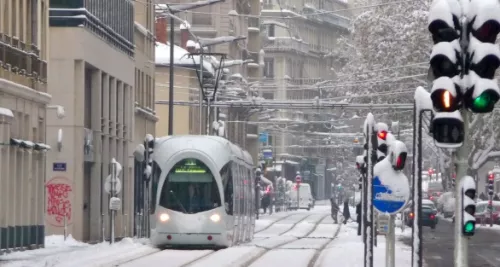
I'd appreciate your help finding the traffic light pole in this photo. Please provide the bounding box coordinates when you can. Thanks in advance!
[454,110,471,267]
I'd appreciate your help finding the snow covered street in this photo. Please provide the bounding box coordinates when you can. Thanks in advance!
[0,204,414,267]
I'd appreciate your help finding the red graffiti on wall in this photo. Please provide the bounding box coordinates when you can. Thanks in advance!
[46,177,74,227]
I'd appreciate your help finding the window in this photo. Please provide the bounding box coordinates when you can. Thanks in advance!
[150,161,162,214]
[220,163,234,215]
[192,5,212,25]
[159,158,221,213]
[262,92,274,100]
[268,25,275,37]
[263,58,274,78]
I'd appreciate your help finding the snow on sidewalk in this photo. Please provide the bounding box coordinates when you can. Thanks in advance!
[314,223,413,267]
[0,235,158,267]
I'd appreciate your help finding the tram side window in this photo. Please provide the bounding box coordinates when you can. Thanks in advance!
[231,162,240,217]
[158,158,221,214]
[220,163,234,215]
[150,161,162,214]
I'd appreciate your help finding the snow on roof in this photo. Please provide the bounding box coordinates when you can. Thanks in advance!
[0,107,13,118]
[155,42,215,75]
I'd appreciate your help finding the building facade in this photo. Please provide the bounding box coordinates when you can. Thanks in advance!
[134,0,157,145]
[156,0,261,161]
[47,0,135,241]
[0,0,50,250]
[260,0,351,157]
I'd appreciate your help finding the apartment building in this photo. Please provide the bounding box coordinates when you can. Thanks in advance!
[0,0,50,251]
[156,0,261,162]
[260,0,351,157]
[47,0,135,241]
[134,0,157,146]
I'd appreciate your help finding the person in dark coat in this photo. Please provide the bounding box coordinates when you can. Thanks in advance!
[330,197,339,224]
[343,200,351,224]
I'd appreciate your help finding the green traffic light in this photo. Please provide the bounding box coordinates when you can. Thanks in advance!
[471,91,499,113]
[473,94,491,110]
[463,221,475,235]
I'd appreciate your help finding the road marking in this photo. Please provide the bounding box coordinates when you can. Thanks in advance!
[429,255,443,260]
[476,253,498,266]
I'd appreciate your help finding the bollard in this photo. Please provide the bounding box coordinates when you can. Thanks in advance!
[102,213,105,242]
[63,216,67,241]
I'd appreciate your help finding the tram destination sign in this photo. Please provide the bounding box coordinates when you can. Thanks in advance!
[175,159,207,173]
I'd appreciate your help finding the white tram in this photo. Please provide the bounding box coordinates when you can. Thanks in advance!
[149,135,256,248]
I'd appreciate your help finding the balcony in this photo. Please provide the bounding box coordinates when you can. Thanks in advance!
[303,6,351,31]
[264,37,309,54]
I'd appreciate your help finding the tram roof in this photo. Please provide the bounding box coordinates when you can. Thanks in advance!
[154,135,253,169]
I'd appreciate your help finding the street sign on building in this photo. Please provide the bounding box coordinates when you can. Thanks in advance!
[259,132,268,143]
[263,149,273,160]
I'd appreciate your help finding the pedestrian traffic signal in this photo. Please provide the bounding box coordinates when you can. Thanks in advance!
[461,176,476,236]
[464,0,500,113]
[388,140,407,171]
[488,172,495,196]
[376,123,389,162]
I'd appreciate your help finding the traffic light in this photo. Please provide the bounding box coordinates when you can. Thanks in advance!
[388,140,407,171]
[428,0,465,148]
[463,0,500,113]
[375,122,389,162]
[461,176,476,236]
[488,172,495,197]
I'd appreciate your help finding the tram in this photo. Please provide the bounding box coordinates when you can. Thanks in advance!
[149,135,255,248]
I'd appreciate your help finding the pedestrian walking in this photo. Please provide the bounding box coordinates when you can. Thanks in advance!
[330,197,339,224]
[343,200,351,224]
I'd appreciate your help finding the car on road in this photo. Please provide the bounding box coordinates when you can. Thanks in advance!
[475,201,500,225]
[437,192,455,218]
[406,205,438,229]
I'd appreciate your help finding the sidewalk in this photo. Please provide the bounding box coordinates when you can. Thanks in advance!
[314,222,414,267]
[0,235,158,267]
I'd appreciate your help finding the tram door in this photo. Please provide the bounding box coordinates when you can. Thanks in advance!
[231,162,240,243]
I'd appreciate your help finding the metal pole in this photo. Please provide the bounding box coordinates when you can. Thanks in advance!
[365,121,374,267]
[206,98,211,135]
[490,196,493,227]
[199,52,204,134]
[63,215,67,241]
[168,16,175,135]
[371,129,377,249]
[454,110,469,267]
[102,213,105,242]
[110,162,116,244]
[386,215,395,267]
[412,108,426,267]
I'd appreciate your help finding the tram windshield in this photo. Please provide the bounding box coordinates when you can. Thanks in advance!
[159,158,221,213]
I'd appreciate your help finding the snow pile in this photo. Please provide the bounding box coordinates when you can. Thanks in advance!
[0,236,158,267]
[314,223,414,267]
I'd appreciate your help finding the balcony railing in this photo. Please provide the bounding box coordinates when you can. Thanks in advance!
[264,37,309,54]
[302,7,351,30]
[0,33,47,87]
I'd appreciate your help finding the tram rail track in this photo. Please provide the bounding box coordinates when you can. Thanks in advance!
[253,213,296,234]
[240,214,330,267]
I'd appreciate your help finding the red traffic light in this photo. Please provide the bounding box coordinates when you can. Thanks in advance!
[295,175,302,183]
[377,131,387,140]
[395,155,405,170]
[489,173,494,180]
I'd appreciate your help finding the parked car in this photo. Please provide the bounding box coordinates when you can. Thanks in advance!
[406,205,438,229]
[475,201,500,225]
[437,192,455,218]
[423,199,438,212]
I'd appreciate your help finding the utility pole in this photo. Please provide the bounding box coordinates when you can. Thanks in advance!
[427,0,500,266]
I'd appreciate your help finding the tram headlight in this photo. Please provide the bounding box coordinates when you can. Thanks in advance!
[159,213,169,222]
[210,214,221,222]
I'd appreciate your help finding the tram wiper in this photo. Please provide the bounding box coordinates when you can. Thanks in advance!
[170,190,187,213]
